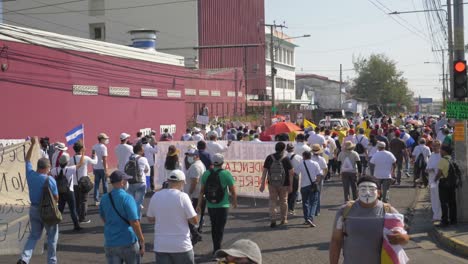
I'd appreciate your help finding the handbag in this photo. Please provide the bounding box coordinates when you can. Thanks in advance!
[303,161,318,192]
[74,156,94,193]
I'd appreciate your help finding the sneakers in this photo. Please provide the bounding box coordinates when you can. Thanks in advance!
[79,219,91,224]
[288,210,295,215]
[280,220,288,225]
[306,219,317,227]
[270,221,277,228]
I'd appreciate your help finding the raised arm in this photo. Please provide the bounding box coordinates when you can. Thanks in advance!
[26,136,38,163]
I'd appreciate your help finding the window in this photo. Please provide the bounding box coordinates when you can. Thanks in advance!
[89,23,105,40]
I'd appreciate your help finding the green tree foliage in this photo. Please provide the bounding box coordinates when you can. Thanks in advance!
[352,54,413,111]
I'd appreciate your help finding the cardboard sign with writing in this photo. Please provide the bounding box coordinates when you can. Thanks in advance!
[224,160,268,198]
[196,115,210,125]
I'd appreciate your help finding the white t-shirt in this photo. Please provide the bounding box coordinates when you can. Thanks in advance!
[307,133,326,146]
[181,133,192,141]
[355,135,369,156]
[368,145,378,157]
[184,160,206,198]
[191,133,204,142]
[39,149,49,159]
[143,143,159,166]
[207,141,228,156]
[132,155,150,177]
[412,144,431,163]
[147,189,197,253]
[311,155,327,174]
[287,152,303,176]
[324,136,337,155]
[436,131,446,143]
[298,159,321,188]
[294,142,312,156]
[215,127,224,138]
[115,144,133,172]
[51,166,77,192]
[69,154,98,183]
[92,143,108,170]
[370,150,396,179]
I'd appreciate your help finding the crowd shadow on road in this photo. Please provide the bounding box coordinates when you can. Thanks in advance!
[262,241,330,253]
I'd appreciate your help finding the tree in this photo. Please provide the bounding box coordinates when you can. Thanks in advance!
[351,54,414,112]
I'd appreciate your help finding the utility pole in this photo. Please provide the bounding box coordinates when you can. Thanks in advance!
[453,0,468,222]
[448,0,455,99]
[265,22,287,116]
[340,64,343,109]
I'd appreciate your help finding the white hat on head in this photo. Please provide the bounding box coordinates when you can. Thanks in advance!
[120,133,130,140]
[55,142,68,151]
[167,169,186,182]
[377,141,386,148]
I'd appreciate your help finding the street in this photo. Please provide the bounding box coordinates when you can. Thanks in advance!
[1,175,467,263]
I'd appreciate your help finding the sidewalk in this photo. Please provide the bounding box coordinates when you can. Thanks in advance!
[433,223,468,257]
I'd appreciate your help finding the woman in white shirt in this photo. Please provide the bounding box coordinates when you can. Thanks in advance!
[426,140,442,222]
[70,142,97,223]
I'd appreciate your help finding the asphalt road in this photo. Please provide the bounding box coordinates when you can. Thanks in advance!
[1,175,468,264]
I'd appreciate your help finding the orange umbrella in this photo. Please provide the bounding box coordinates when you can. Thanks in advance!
[265,122,302,136]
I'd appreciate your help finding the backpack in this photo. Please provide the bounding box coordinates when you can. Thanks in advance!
[204,169,225,204]
[125,155,144,184]
[39,177,62,225]
[355,137,365,154]
[73,156,94,193]
[268,154,286,187]
[56,168,70,194]
[442,158,463,189]
[414,152,427,171]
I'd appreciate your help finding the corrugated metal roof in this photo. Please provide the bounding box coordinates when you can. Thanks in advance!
[0,23,184,67]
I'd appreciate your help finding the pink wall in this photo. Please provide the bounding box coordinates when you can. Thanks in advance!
[0,40,187,167]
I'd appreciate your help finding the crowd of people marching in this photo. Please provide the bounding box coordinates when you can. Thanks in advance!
[16,112,460,264]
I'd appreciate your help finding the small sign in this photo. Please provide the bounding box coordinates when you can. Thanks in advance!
[447,101,468,119]
[271,106,277,113]
[454,122,465,142]
[196,115,210,125]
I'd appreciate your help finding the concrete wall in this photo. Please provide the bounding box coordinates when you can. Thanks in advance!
[296,76,343,109]
[3,0,199,59]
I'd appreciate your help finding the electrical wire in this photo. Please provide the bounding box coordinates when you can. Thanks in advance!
[2,0,85,14]
[20,0,197,15]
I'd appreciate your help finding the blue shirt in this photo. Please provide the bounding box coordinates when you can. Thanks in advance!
[198,149,212,169]
[99,188,139,247]
[26,161,58,206]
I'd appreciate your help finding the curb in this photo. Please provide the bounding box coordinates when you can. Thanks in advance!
[432,227,468,258]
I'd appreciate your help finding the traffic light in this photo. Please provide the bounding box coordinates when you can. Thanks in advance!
[453,60,467,99]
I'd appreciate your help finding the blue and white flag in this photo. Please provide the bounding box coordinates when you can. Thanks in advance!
[65,124,84,146]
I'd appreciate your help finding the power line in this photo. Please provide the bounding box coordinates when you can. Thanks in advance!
[19,0,197,15]
[3,0,85,14]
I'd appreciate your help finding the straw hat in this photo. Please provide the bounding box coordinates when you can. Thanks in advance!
[344,141,355,150]
[311,144,323,154]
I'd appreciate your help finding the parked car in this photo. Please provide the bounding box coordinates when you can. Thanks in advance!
[319,118,350,129]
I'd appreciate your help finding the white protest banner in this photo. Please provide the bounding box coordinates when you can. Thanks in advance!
[196,115,210,125]
[0,142,43,255]
[154,141,277,197]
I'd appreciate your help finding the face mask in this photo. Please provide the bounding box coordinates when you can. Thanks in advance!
[358,183,378,204]
[104,139,109,145]
[187,157,194,164]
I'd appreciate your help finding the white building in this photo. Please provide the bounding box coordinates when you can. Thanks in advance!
[265,27,300,103]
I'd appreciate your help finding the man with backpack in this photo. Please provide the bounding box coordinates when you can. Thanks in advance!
[412,138,431,188]
[355,128,369,175]
[329,176,409,264]
[125,143,150,216]
[435,145,461,227]
[286,143,302,215]
[259,142,294,228]
[197,153,237,256]
[18,137,60,264]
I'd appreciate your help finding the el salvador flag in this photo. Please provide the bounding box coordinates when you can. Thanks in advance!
[65,124,84,146]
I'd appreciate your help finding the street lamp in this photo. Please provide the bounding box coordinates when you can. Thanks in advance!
[270,33,310,115]
[389,7,454,100]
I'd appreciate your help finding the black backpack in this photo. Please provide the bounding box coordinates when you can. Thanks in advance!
[204,169,225,204]
[125,155,144,184]
[268,154,286,187]
[443,158,463,189]
[355,137,365,154]
[56,168,70,194]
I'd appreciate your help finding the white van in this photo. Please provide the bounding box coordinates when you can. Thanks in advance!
[319,119,350,129]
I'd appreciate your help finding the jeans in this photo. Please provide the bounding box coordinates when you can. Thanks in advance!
[105,241,140,264]
[287,175,299,212]
[378,179,393,203]
[155,250,195,264]
[208,207,228,253]
[359,156,368,175]
[395,158,403,183]
[341,172,358,202]
[439,182,457,224]
[58,190,80,228]
[268,185,288,222]
[94,169,108,202]
[300,186,319,222]
[19,206,58,264]
[74,185,89,221]
[127,182,146,216]
[369,162,375,177]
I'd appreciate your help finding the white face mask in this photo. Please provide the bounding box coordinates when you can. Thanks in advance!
[187,157,194,164]
[358,182,378,204]
[104,139,109,145]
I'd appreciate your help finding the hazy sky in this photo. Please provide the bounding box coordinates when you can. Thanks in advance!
[266,0,467,100]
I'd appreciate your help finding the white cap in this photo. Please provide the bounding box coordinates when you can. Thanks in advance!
[167,169,186,182]
[377,141,386,148]
[120,133,130,140]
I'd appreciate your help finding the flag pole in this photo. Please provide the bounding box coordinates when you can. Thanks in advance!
[82,123,85,148]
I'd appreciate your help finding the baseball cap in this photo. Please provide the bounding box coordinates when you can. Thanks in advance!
[98,133,109,140]
[215,239,262,264]
[167,169,186,182]
[120,133,130,140]
[212,153,225,166]
[110,170,133,183]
